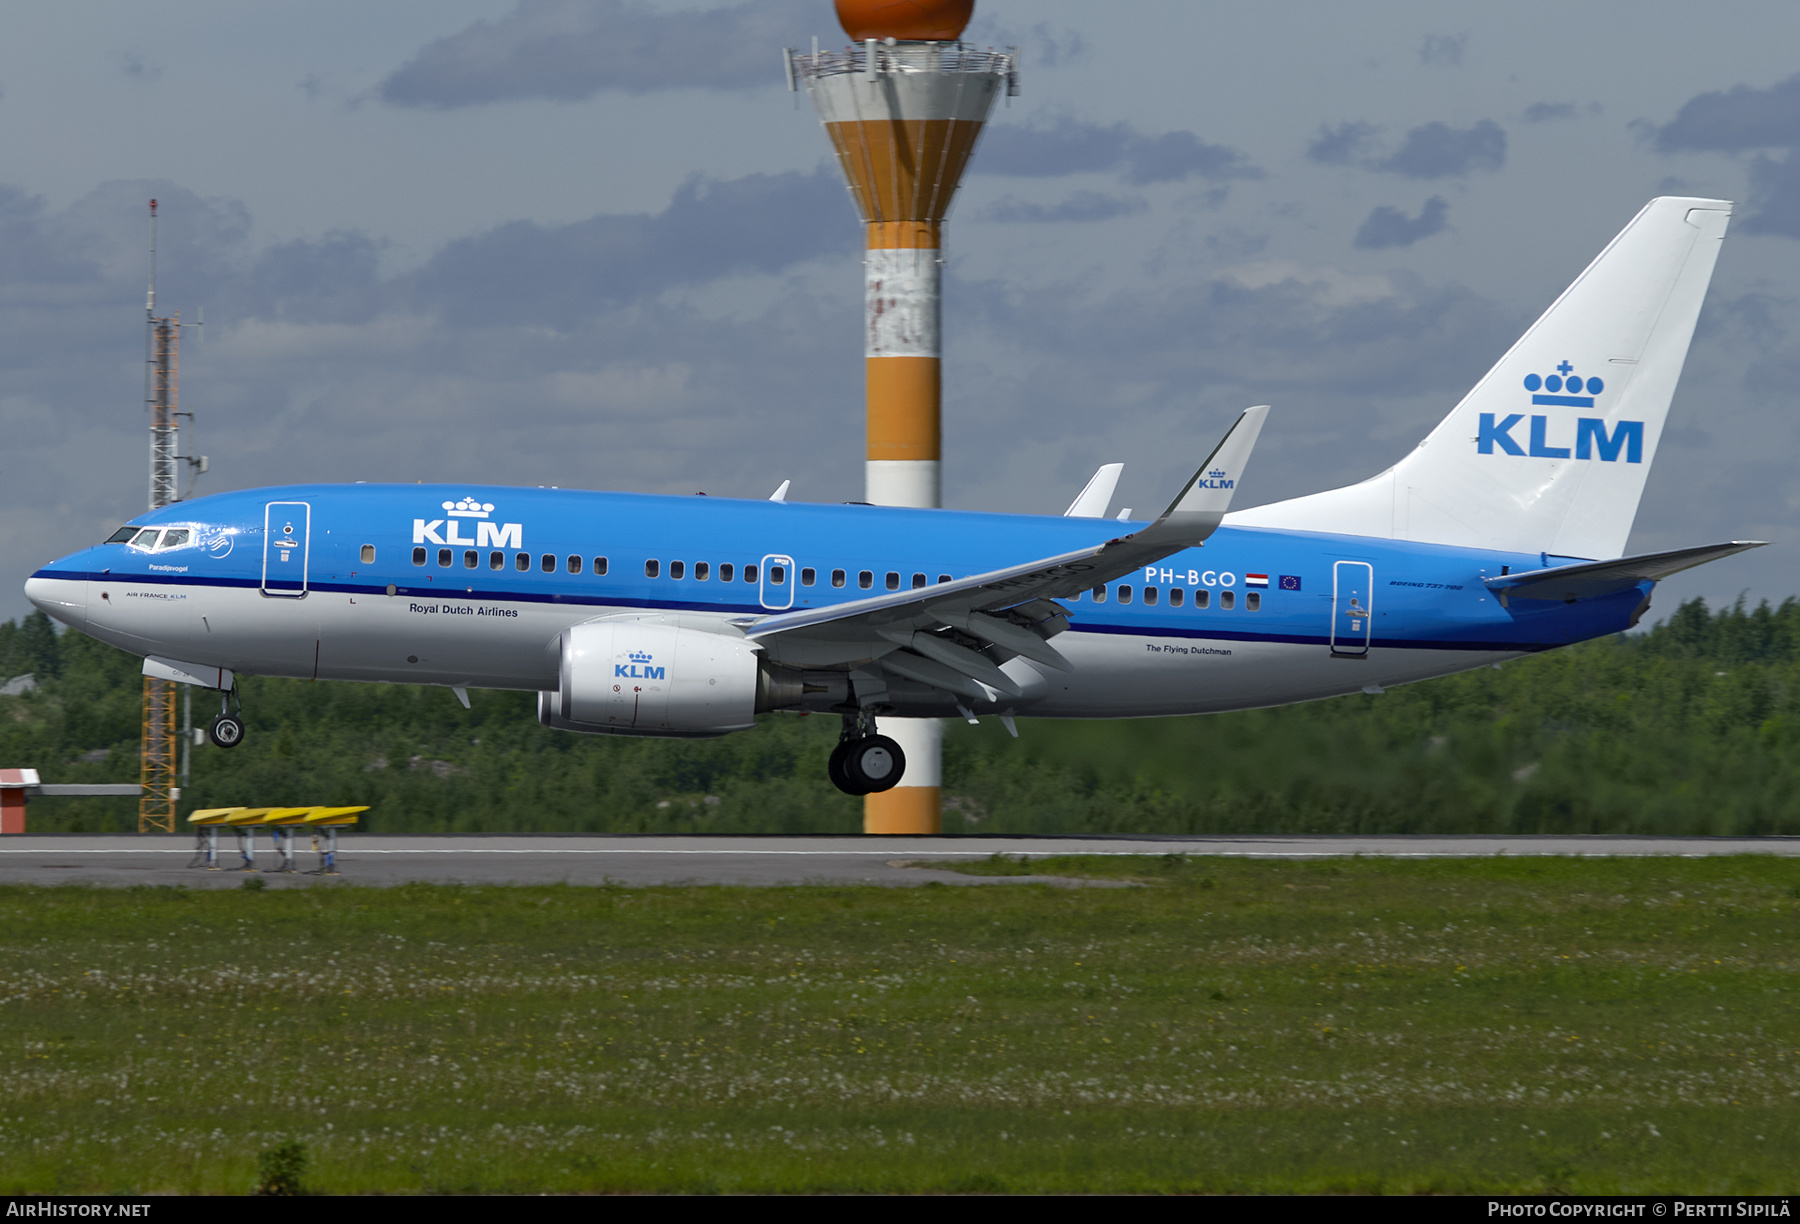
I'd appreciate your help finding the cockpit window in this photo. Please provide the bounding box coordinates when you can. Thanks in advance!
[159,529,191,550]
[105,526,139,544]
[129,529,161,550]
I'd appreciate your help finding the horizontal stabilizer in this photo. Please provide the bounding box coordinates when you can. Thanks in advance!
[1485,541,1766,602]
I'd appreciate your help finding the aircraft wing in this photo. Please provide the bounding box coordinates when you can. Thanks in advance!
[1484,540,1767,603]
[740,407,1268,697]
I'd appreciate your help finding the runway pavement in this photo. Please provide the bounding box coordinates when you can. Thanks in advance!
[1,833,1797,888]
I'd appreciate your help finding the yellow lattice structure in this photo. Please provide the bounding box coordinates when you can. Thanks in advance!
[139,676,177,833]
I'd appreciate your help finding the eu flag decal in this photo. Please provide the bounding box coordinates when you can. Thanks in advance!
[1278,575,1302,591]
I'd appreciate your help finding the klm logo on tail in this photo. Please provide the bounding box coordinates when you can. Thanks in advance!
[1477,361,1643,463]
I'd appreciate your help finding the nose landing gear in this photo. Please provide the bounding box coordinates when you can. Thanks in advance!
[828,711,905,796]
[208,689,246,749]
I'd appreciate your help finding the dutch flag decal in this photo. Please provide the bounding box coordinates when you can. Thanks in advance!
[1246,573,1269,588]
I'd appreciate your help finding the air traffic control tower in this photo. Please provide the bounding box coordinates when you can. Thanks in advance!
[789,0,1014,835]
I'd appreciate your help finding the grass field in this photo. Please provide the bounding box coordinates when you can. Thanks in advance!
[2,856,1797,1194]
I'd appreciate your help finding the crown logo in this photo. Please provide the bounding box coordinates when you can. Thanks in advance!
[628,650,654,663]
[1207,469,1226,479]
[1524,360,1602,407]
[443,497,494,519]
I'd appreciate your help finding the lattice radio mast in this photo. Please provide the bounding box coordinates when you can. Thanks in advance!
[139,199,205,833]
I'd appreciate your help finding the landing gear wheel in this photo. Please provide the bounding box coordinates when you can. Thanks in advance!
[209,713,245,749]
[828,740,858,795]
[843,735,905,794]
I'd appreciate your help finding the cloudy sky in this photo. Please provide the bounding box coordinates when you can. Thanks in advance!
[4,0,1799,623]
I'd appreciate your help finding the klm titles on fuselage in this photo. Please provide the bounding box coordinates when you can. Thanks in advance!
[412,497,524,549]
[1476,361,1644,463]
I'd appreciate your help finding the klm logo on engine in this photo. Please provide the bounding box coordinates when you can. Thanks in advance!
[616,650,665,680]
[1475,360,1643,463]
[413,496,524,548]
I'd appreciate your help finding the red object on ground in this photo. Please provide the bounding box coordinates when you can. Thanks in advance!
[0,769,39,834]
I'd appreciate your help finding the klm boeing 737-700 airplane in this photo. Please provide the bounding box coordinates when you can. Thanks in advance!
[24,198,1763,794]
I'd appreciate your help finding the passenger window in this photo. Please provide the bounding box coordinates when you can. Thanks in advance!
[832,569,846,588]
[769,565,786,585]
[938,574,951,584]
[412,547,427,567]
[1144,587,1159,606]
[592,557,608,576]
[1221,590,1235,610]
[567,555,581,574]
[1118,585,1133,604]
[744,564,758,583]
[1246,592,1260,611]
[719,563,734,582]
[670,560,685,580]
[541,554,555,573]
[463,550,478,569]
[801,567,815,586]
[1091,585,1106,603]
[360,544,376,564]
[885,572,900,591]
[858,571,873,590]
[695,561,710,581]
[645,559,660,578]
[437,548,452,568]
[515,552,530,572]
[911,573,926,589]
[1170,588,1184,607]
[489,551,504,570]
[1196,589,1210,609]
[160,529,190,550]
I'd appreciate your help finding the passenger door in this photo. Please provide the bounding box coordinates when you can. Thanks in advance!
[1330,560,1373,657]
[262,502,311,597]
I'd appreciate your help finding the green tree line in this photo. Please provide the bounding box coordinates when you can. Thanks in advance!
[4,598,1800,835]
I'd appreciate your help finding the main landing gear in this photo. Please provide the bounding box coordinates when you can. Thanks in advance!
[209,689,246,749]
[829,711,905,796]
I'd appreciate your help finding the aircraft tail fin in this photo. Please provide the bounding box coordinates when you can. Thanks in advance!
[1231,198,1731,559]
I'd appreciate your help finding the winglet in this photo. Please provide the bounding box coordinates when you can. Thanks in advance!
[1063,463,1123,517]
[769,479,791,502]
[1133,405,1269,547]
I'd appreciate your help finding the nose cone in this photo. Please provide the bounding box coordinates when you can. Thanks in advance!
[25,567,88,631]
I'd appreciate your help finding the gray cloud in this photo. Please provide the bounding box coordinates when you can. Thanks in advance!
[379,0,810,107]
[979,191,1146,224]
[1739,154,1800,239]
[1306,121,1379,166]
[1308,119,1505,178]
[1655,74,1800,152]
[1353,197,1449,249]
[119,51,162,82]
[979,117,1258,183]
[403,169,853,326]
[1419,34,1465,68]
[1376,120,1506,178]
[1524,101,1577,123]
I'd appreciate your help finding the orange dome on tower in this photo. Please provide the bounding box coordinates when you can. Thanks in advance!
[834,0,974,42]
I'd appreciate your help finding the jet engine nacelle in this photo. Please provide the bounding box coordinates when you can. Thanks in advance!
[552,620,767,735]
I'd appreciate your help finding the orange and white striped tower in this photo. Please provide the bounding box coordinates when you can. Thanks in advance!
[790,1,1014,833]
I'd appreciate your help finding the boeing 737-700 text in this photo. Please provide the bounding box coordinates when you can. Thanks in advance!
[25,198,1763,794]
